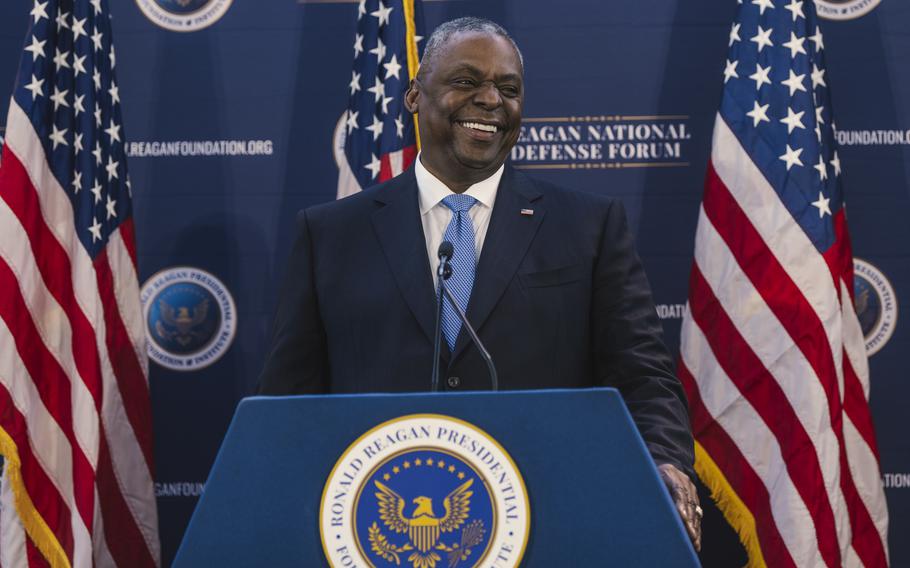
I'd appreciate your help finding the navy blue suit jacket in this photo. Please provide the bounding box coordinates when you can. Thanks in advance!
[259,166,694,476]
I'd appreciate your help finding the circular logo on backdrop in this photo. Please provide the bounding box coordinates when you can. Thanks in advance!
[135,0,232,32]
[140,266,236,371]
[816,0,881,20]
[853,258,897,356]
[321,415,530,568]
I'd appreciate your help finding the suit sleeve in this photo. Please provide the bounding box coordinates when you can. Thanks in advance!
[592,199,695,479]
[258,209,330,395]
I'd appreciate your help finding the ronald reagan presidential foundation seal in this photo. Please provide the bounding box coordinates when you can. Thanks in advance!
[321,415,530,568]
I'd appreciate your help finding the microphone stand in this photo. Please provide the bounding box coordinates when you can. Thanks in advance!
[438,282,499,391]
[430,257,451,392]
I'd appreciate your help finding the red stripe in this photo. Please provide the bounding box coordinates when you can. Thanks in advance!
[93,249,155,470]
[378,153,393,182]
[0,259,96,538]
[679,362,797,568]
[687,263,842,567]
[96,427,157,568]
[27,537,50,568]
[0,385,74,563]
[119,217,139,268]
[0,148,103,408]
[402,144,418,172]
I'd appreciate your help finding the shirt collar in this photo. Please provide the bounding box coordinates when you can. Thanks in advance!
[415,153,504,215]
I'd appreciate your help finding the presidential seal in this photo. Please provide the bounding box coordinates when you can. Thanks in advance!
[135,0,232,32]
[140,266,236,371]
[321,415,530,568]
[816,0,881,21]
[853,258,897,356]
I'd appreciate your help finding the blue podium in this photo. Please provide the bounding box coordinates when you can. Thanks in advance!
[174,388,699,567]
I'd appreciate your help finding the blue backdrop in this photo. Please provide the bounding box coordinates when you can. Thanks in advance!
[1,1,907,565]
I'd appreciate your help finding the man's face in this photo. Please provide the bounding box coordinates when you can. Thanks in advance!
[406,32,523,188]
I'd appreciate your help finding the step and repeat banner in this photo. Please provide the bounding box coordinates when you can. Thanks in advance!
[1,0,907,565]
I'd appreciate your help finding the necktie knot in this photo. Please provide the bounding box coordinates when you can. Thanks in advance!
[442,194,477,214]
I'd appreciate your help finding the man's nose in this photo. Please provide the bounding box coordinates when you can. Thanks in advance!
[473,81,502,108]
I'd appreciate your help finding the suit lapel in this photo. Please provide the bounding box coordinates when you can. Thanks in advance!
[370,169,439,348]
[451,166,545,362]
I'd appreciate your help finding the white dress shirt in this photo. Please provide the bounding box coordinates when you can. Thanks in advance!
[415,154,504,281]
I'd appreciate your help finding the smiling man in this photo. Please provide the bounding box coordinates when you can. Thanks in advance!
[259,17,701,550]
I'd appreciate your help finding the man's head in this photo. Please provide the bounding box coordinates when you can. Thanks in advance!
[405,18,524,192]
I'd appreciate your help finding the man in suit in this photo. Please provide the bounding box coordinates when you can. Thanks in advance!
[259,17,701,549]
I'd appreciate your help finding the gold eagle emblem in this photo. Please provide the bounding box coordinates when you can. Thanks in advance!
[154,298,210,346]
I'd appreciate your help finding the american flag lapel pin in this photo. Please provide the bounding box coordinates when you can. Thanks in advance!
[520,208,534,216]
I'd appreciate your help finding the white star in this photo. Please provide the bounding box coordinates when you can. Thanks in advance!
[55,9,69,31]
[369,38,386,62]
[105,195,117,219]
[50,86,69,110]
[365,152,381,179]
[74,132,83,153]
[811,63,827,89]
[53,47,70,69]
[110,46,116,69]
[72,16,87,41]
[783,32,807,58]
[24,36,46,62]
[367,76,385,103]
[88,216,102,242]
[72,170,82,193]
[749,63,772,90]
[345,110,359,133]
[365,114,383,141]
[780,107,806,133]
[90,0,102,15]
[108,82,120,104]
[91,27,103,52]
[93,140,103,165]
[815,105,825,125]
[104,119,121,143]
[25,74,44,100]
[357,0,366,19]
[73,53,86,77]
[395,114,404,138]
[729,23,741,46]
[810,28,825,51]
[751,26,774,52]
[381,95,393,115]
[90,180,102,203]
[723,59,739,83]
[384,53,402,80]
[353,33,364,57]
[831,151,842,176]
[785,0,805,20]
[31,1,49,23]
[349,70,361,95]
[93,68,101,91]
[811,192,831,217]
[370,1,393,27]
[752,0,775,15]
[414,34,423,45]
[105,156,119,181]
[781,69,807,96]
[779,144,803,170]
[814,155,828,180]
[746,101,770,126]
[94,101,102,127]
[49,125,68,149]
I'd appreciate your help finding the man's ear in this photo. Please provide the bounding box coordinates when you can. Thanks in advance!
[404,79,419,113]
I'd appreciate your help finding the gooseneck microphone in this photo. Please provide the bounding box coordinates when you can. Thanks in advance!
[430,241,454,392]
[430,240,499,392]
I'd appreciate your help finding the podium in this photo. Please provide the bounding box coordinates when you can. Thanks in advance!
[174,388,699,567]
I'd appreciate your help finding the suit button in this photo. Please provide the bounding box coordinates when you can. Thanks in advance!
[446,376,460,389]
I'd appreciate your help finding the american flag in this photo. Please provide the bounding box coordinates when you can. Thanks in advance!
[679,1,889,566]
[0,1,159,566]
[336,0,424,199]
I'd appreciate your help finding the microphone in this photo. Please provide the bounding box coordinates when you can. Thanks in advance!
[430,241,453,392]
[430,241,499,392]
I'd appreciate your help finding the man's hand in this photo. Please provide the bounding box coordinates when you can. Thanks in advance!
[658,463,702,551]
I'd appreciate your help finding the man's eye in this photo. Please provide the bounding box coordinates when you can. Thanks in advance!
[500,85,520,97]
[454,79,476,87]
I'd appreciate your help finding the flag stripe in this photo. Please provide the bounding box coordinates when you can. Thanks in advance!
[109,224,149,378]
[1,459,29,568]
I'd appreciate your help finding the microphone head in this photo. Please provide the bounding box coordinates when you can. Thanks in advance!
[438,241,454,259]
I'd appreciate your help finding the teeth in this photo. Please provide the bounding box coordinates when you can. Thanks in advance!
[461,121,498,133]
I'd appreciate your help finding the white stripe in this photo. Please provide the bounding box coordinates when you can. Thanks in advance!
[0,197,100,471]
[108,229,149,380]
[92,487,117,568]
[692,206,853,557]
[5,99,159,563]
[0,318,93,567]
[389,149,404,176]
[1,463,28,568]
[680,316,821,567]
[841,279,870,398]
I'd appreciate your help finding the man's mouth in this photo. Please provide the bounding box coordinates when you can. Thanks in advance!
[457,121,500,134]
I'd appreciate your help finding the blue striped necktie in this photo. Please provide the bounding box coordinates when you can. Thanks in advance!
[440,194,478,351]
